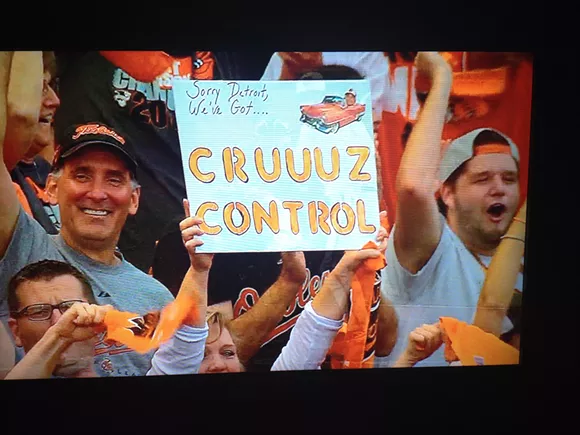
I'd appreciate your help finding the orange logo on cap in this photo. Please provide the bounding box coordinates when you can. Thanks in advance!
[72,124,126,144]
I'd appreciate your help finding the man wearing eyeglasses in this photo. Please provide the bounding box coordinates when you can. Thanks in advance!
[4,260,104,378]
[0,52,174,378]
[3,259,209,379]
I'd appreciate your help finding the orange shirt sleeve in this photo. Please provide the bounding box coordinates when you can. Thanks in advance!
[13,182,32,215]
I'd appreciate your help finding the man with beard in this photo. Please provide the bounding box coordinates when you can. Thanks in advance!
[380,52,524,367]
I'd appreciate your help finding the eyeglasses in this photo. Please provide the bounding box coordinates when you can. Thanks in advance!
[11,300,84,321]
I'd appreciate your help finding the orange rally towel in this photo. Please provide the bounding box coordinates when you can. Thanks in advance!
[99,51,215,83]
[328,240,387,369]
[100,51,173,83]
[103,291,198,354]
[439,317,520,366]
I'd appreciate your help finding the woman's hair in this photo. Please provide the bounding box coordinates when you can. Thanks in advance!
[204,310,245,371]
[206,310,228,344]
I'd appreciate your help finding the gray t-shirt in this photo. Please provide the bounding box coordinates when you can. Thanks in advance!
[380,217,522,368]
[0,208,175,377]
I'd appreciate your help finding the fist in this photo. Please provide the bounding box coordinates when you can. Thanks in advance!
[279,251,307,285]
[414,52,452,80]
[181,199,214,271]
[404,322,443,365]
[51,303,114,344]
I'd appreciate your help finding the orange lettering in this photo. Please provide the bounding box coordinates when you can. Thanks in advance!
[282,201,303,235]
[308,201,318,234]
[255,148,282,182]
[72,124,126,144]
[330,203,356,235]
[347,146,371,181]
[195,202,222,235]
[317,201,331,235]
[314,147,340,181]
[223,147,249,183]
[189,148,215,183]
[253,201,280,234]
[356,199,376,234]
[223,202,251,235]
[286,148,312,183]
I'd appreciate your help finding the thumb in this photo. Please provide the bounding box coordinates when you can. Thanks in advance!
[341,249,381,271]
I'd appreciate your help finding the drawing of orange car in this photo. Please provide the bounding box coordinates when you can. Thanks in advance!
[299,95,366,134]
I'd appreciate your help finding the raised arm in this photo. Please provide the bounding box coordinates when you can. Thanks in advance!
[0,51,42,258]
[226,251,307,365]
[473,200,527,336]
[272,227,388,371]
[393,52,452,274]
[147,199,210,376]
[3,51,43,170]
[0,52,11,146]
[272,243,385,371]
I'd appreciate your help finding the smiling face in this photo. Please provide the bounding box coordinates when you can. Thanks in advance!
[46,146,140,252]
[442,153,520,250]
[199,319,242,374]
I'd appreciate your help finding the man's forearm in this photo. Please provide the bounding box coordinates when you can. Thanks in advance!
[227,277,303,364]
[5,330,70,379]
[374,298,399,357]
[396,70,451,193]
[474,215,526,336]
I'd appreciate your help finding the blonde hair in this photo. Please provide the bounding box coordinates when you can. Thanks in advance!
[205,311,246,372]
[206,310,227,344]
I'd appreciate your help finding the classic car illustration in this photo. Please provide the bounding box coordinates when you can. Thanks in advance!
[299,94,365,134]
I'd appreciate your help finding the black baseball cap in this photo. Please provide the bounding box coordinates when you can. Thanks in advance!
[52,123,138,178]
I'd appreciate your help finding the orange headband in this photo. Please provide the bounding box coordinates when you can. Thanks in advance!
[473,143,512,156]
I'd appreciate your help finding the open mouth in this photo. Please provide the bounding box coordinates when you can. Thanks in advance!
[38,115,53,125]
[82,208,111,217]
[487,203,506,221]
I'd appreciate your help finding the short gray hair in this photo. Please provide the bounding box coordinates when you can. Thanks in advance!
[50,167,140,190]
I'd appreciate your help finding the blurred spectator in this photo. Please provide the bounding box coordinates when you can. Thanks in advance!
[9,51,61,233]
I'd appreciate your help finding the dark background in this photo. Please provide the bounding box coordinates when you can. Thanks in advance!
[1,6,571,434]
